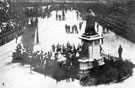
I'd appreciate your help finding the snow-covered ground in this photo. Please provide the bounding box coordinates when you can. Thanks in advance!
[103,31,135,63]
[0,10,135,88]
[34,10,85,52]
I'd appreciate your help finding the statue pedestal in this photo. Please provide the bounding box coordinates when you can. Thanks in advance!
[78,34,104,77]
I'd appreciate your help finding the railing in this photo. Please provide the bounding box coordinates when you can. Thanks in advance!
[9,0,106,3]
[0,27,23,46]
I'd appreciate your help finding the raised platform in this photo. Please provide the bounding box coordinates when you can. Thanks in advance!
[79,34,103,41]
[78,57,104,69]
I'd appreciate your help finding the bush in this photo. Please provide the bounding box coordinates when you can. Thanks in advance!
[115,60,134,81]
[80,76,96,86]
[80,59,134,86]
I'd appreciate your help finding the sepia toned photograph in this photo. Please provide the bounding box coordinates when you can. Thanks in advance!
[0,0,135,88]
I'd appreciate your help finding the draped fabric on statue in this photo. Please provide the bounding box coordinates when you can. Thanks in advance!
[84,15,97,36]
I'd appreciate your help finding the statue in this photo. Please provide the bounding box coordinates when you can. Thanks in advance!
[84,10,97,36]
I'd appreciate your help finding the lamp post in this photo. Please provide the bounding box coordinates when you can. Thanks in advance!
[35,6,39,44]
[36,17,39,44]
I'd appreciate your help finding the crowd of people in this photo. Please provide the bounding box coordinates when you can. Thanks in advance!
[0,18,28,46]
[0,1,29,46]
[65,22,83,34]
[56,10,65,21]
[51,42,82,65]
[0,1,9,34]
[13,41,84,70]
[55,6,82,21]
[65,24,78,34]
[13,41,105,82]
[24,5,53,19]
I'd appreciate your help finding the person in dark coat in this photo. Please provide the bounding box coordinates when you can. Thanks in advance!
[118,45,123,59]
[65,24,68,33]
[59,15,61,21]
[71,25,74,33]
[52,44,55,52]
[74,25,78,34]
[79,22,83,30]
[62,10,65,20]
[67,25,70,33]
[56,12,58,20]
